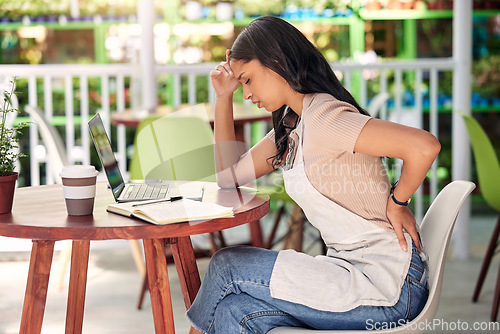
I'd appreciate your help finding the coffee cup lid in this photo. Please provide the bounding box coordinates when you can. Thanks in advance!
[60,165,99,178]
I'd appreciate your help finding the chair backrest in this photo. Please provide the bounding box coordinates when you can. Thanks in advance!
[367,92,390,118]
[130,114,216,182]
[415,180,475,326]
[128,115,162,180]
[460,113,500,212]
[268,180,475,334]
[24,105,68,184]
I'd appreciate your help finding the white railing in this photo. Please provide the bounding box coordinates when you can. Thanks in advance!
[0,58,454,220]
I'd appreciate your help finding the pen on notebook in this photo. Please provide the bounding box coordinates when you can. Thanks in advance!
[132,196,183,207]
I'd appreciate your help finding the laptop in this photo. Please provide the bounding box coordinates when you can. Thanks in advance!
[88,113,170,202]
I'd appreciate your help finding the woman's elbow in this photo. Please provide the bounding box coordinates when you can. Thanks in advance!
[216,178,237,189]
[216,171,238,189]
[421,133,441,162]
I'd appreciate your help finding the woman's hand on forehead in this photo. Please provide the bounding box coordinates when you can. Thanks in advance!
[210,49,240,98]
[214,49,234,77]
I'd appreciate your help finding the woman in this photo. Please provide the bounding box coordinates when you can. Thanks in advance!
[187,16,440,333]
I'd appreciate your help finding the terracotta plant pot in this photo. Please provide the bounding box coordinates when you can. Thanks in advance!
[0,172,18,214]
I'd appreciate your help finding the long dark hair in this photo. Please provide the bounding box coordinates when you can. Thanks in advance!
[229,16,368,168]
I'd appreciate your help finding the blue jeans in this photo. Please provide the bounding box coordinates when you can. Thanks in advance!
[186,244,428,334]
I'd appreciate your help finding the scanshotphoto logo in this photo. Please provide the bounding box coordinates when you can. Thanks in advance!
[365,318,500,332]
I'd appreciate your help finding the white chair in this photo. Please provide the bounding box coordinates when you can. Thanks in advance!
[24,105,86,184]
[24,105,68,183]
[367,92,390,118]
[269,180,475,334]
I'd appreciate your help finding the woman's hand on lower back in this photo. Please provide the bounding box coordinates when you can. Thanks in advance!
[386,198,422,253]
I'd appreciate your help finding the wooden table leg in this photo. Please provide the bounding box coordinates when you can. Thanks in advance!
[19,240,55,334]
[249,220,264,248]
[143,238,175,334]
[170,236,201,309]
[65,240,90,334]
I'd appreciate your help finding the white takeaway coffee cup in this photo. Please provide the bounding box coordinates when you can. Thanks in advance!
[60,165,99,216]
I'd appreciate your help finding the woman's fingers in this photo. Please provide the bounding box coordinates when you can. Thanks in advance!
[405,220,422,253]
[216,61,233,77]
[392,220,408,252]
[210,69,222,77]
[210,62,232,80]
[387,200,423,253]
[210,61,239,97]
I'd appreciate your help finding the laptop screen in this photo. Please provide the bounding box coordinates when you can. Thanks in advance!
[88,113,125,200]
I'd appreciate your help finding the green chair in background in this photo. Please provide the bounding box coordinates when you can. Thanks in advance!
[130,114,264,251]
[461,112,500,321]
[128,115,161,180]
[129,114,216,182]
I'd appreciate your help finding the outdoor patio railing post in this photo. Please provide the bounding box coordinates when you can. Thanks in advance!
[452,0,472,260]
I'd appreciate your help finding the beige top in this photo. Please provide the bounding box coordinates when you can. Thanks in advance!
[267,93,412,312]
[267,93,393,231]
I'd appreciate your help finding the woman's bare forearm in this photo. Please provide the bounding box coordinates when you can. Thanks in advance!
[213,95,247,173]
[391,133,441,203]
[214,95,236,145]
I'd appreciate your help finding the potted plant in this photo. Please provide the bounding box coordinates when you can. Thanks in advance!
[0,79,29,214]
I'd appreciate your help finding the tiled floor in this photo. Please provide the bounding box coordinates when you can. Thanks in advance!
[0,214,499,334]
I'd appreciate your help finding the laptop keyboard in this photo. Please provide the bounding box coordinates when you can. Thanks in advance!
[123,184,169,200]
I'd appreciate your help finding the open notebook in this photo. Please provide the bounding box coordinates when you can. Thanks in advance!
[107,198,233,225]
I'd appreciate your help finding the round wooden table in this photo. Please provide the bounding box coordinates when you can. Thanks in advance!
[0,182,269,334]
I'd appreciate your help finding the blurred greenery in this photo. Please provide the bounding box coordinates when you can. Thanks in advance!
[0,0,167,19]
[473,55,500,98]
[0,0,69,20]
[235,0,285,16]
